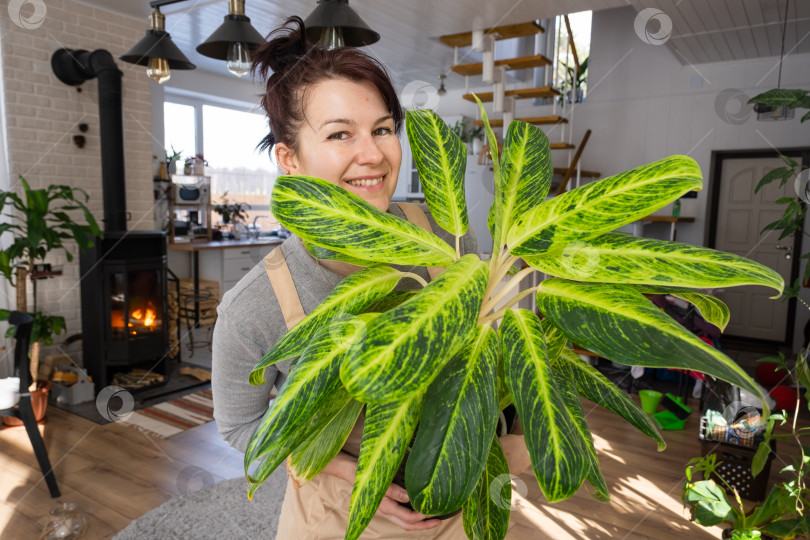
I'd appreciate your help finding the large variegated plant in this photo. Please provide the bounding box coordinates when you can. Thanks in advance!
[244,99,783,540]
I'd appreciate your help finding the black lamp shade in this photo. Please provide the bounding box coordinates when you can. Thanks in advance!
[304,0,380,47]
[119,30,196,70]
[196,14,265,59]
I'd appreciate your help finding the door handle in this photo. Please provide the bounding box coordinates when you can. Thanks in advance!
[776,244,792,259]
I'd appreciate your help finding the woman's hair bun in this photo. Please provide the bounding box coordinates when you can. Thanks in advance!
[252,16,310,79]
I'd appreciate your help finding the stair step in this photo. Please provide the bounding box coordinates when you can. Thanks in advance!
[473,115,567,127]
[550,143,575,150]
[452,54,552,77]
[463,86,560,103]
[439,21,544,48]
[553,168,600,178]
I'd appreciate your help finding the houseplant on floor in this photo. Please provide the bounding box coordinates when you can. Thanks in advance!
[0,176,100,422]
[244,98,783,540]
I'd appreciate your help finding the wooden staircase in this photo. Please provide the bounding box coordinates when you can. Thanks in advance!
[440,17,601,192]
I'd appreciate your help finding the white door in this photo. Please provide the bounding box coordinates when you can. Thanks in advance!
[713,157,795,342]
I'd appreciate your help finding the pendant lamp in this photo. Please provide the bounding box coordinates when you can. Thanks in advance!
[196,0,264,77]
[119,8,195,84]
[303,0,380,49]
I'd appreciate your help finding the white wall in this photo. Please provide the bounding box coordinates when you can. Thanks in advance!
[0,0,154,363]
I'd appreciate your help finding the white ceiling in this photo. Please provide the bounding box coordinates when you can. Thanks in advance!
[79,0,810,88]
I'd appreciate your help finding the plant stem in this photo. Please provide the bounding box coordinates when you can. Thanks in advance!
[479,286,539,324]
[481,266,536,315]
[484,252,517,303]
[400,272,428,288]
[455,235,461,259]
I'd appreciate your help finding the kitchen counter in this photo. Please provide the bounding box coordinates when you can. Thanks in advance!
[167,237,285,251]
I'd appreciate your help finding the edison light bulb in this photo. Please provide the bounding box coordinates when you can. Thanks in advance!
[227,42,251,77]
[147,57,170,84]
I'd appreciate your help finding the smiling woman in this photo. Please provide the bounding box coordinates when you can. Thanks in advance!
[211,15,495,540]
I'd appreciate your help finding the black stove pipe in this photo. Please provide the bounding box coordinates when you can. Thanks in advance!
[51,48,128,232]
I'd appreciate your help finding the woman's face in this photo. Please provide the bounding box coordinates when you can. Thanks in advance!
[276,78,401,212]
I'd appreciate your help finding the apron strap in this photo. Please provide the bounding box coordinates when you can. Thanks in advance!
[264,247,306,331]
[394,202,445,280]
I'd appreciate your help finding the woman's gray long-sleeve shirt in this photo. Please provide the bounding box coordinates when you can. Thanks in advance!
[212,203,480,453]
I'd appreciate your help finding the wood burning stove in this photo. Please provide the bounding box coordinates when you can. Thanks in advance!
[79,232,169,392]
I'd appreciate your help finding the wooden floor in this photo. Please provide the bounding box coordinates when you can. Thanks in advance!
[1,392,799,539]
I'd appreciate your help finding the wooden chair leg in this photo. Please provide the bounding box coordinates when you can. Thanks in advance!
[19,396,61,498]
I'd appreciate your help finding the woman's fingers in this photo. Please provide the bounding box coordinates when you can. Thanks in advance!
[375,489,443,531]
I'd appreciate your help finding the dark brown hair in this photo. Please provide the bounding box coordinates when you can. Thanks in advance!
[252,16,403,154]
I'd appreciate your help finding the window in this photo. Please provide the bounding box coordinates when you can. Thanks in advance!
[163,97,280,232]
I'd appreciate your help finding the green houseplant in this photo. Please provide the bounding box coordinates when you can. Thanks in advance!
[0,175,100,397]
[244,99,783,540]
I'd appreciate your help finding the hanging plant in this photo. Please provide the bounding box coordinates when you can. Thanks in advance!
[244,98,783,540]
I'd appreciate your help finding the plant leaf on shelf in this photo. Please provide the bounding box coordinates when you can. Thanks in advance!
[552,348,665,450]
[346,395,421,540]
[524,232,784,295]
[271,175,456,266]
[489,120,552,248]
[461,435,511,540]
[406,109,469,237]
[536,279,768,408]
[406,324,500,515]
[507,155,702,256]
[340,254,488,404]
[501,308,586,502]
[250,266,402,385]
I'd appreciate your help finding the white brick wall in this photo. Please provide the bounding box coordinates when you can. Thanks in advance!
[1,0,154,361]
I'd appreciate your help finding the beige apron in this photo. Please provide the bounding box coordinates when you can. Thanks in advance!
[265,203,523,539]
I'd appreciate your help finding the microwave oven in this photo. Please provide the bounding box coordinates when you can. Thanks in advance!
[173,182,208,204]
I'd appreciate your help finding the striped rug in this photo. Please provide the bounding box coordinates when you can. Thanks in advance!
[126,388,214,438]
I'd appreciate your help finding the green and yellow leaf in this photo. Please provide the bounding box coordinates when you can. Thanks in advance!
[635,285,731,332]
[462,435,511,540]
[303,241,379,267]
[250,266,401,385]
[271,175,456,266]
[245,314,377,492]
[524,232,783,296]
[406,109,469,236]
[489,120,552,248]
[288,398,364,484]
[536,279,768,409]
[346,395,421,540]
[507,156,702,256]
[555,371,609,501]
[341,254,488,404]
[501,309,586,502]
[552,348,665,450]
[406,325,500,515]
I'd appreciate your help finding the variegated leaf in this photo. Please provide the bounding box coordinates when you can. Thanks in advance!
[507,156,702,256]
[303,241,379,267]
[489,120,552,248]
[341,254,488,404]
[406,109,469,236]
[536,279,768,406]
[636,285,731,331]
[363,290,417,313]
[541,318,567,362]
[406,325,500,515]
[555,370,609,501]
[461,435,511,540]
[473,95,502,243]
[288,398,364,484]
[250,266,402,385]
[245,314,377,492]
[501,309,586,502]
[524,232,783,295]
[552,347,665,450]
[346,395,421,540]
[271,175,456,266]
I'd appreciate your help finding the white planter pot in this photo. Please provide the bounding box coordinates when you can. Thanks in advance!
[0,377,20,409]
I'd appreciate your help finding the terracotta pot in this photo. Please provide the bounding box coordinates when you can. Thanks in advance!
[2,380,52,427]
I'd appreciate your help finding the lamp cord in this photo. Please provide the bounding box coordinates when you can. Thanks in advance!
[777,0,790,89]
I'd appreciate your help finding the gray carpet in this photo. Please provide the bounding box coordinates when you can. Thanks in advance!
[113,467,287,540]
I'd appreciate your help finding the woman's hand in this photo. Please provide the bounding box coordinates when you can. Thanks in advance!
[375,483,443,532]
[322,452,442,532]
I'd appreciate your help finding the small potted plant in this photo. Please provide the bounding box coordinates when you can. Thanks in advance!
[165,145,182,176]
[0,176,101,423]
[213,191,250,239]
